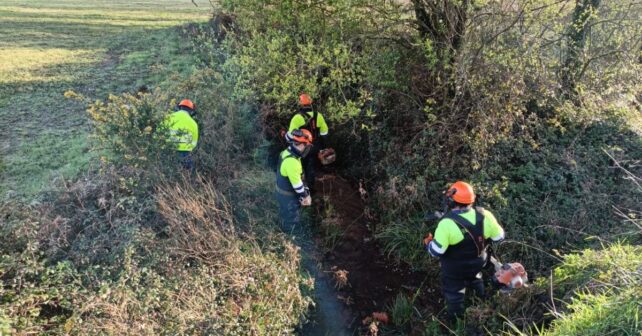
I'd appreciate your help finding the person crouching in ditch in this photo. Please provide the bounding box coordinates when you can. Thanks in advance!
[164,99,199,170]
[423,181,505,321]
[275,129,314,233]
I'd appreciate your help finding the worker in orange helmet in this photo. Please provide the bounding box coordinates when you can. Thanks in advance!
[423,181,505,320]
[164,99,199,170]
[285,93,330,191]
[276,129,314,233]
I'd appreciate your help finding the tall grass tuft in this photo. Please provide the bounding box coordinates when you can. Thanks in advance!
[157,175,237,265]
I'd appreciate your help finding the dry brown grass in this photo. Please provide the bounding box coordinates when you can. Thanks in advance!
[157,175,238,265]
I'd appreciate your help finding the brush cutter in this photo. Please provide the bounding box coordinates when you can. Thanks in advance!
[489,256,528,290]
[318,148,336,165]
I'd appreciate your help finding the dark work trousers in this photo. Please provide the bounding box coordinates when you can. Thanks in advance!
[303,145,320,191]
[276,191,302,234]
[177,150,194,171]
[441,272,485,320]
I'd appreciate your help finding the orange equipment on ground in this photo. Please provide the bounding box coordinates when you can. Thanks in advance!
[494,262,528,289]
[318,148,336,165]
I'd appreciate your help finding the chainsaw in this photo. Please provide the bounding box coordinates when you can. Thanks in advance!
[489,256,528,290]
[318,148,336,165]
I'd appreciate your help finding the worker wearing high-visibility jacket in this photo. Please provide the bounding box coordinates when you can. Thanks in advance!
[276,129,314,233]
[423,181,505,320]
[286,94,329,190]
[165,99,199,169]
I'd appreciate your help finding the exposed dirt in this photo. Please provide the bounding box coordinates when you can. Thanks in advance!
[312,174,442,333]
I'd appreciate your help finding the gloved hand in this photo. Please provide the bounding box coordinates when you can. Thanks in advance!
[423,233,433,246]
[300,195,312,206]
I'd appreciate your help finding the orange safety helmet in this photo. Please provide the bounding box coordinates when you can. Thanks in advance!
[289,129,313,145]
[299,93,312,106]
[178,99,195,110]
[446,181,476,205]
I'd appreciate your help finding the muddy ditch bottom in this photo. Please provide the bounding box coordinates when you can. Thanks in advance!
[299,174,442,335]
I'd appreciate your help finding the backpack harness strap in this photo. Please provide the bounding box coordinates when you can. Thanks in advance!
[298,109,318,133]
[443,207,486,257]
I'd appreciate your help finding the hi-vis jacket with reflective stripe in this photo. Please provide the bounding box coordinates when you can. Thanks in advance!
[276,149,306,197]
[165,110,198,151]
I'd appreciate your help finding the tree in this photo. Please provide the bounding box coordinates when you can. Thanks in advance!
[411,0,470,68]
[560,0,601,99]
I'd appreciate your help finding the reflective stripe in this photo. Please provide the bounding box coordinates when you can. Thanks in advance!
[491,231,505,242]
[165,111,198,151]
[320,131,328,136]
[292,181,304,189]
[428,241,446,257]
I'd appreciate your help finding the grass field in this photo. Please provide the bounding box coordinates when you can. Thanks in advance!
[0,0,211,199]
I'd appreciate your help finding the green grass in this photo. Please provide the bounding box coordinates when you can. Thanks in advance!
[389,292,417,327]
[0,0,211,199]
[505,244,642,336]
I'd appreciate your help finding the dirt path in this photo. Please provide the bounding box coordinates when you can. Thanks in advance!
[311,174,442,334]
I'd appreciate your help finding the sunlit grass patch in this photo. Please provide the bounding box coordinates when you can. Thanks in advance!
[1,131,93,197]
[0,0,211,198]
[0,48,97,84]
[0,14,204,28]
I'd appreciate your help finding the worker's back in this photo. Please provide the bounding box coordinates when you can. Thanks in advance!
[165,110,199,152]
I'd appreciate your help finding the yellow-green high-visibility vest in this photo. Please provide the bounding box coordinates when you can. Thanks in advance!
[165,110,198,151]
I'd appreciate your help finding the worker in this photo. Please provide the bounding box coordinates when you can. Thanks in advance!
[286,93,329,190]
[165,99,199,170]
[276,129,314,233]
[423,181,505,321]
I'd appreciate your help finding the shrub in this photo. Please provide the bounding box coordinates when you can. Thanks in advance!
[85,89,178,177]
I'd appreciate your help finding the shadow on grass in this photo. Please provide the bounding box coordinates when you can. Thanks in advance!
[0,13,206,198]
